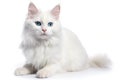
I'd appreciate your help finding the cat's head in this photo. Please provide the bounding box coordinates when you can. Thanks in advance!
[24,2,61,40]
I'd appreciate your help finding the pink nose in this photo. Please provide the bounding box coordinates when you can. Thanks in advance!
[42,28,47,32]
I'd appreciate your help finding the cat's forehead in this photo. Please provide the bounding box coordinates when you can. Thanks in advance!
[35,11,54,22]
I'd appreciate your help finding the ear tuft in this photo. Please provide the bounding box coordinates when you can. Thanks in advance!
[28,2,38,18]
[51,4,60,20]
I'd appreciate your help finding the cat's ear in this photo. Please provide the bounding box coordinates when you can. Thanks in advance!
[28,2,38,18]
[51,4,60,20]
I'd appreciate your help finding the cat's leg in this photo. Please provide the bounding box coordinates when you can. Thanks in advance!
[15,64,37,76]
[36,64,63,78]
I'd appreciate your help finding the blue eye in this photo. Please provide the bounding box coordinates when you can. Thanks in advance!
[48,22,53,27]
[35,21,42,26]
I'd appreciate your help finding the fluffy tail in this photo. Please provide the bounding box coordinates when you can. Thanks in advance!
[89,54,111,68]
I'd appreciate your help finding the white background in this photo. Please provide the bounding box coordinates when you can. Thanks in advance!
[0,0,120,80]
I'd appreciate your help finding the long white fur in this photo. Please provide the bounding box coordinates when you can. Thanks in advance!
[15,2,111,78]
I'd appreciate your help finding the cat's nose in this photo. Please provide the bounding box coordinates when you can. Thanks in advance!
[42,28,47,32]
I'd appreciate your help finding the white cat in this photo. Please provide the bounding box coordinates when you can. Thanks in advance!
[15,2,111,78]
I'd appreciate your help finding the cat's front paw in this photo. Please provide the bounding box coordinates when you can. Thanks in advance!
[36,69,53,78]
[15,67,31,76]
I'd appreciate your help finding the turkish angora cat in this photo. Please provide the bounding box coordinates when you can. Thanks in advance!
[15,2,111,78]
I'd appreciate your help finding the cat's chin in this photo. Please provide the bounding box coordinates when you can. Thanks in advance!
[37,34,51,40]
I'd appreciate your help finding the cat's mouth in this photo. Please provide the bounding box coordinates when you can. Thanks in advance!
[40,33,49,38]
[41,33,47,36]
[39,33,50,39]
[37,32,51,39]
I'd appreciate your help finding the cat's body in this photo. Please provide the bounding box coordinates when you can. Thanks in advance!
[15,2,111,78]
[22,27,88,71]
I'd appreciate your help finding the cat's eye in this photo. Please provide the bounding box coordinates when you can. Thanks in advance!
[35,21,42,26]
[48,22,53,27]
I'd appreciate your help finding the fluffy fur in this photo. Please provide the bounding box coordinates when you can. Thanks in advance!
[15,2,111,78]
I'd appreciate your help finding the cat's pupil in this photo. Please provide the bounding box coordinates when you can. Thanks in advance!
[48,22,53,27]
[35,21,42,26]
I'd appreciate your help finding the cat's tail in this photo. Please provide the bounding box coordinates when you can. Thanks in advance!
[89,54,111,68]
